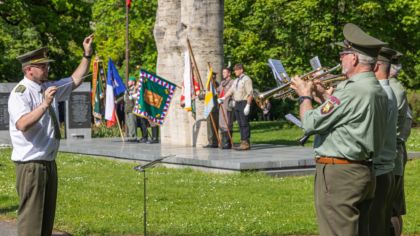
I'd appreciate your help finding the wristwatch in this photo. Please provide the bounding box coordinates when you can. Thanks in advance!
[83,53,92,59]
[298,96,312,104]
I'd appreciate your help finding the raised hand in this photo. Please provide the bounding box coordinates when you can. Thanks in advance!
[83,34,94,56]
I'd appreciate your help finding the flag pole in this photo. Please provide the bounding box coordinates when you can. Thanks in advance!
[114,107,125,142]
[207,63,220,146]
[214,78,234,147]
[125,0,130,84]
[209,113,221,146]
[187,39,205,98]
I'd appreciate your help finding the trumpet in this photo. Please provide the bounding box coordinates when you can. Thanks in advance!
[254,64,345,107]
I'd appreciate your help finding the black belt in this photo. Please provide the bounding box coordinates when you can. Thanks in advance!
[14,160,54,165]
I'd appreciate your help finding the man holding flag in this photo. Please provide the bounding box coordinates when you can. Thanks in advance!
[203,69,220,148]
[218,64,253,151]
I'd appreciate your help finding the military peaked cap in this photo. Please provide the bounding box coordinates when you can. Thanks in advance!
[336,23,388,58]
[390,50,403,65]
[17,47,55,67]
[377,47,398,63]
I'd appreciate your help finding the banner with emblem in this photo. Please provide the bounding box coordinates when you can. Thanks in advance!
[133,69,177,125]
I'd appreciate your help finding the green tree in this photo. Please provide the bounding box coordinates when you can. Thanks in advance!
[91,0,157,78]
[224,0,419,91]
[0,0,92,82]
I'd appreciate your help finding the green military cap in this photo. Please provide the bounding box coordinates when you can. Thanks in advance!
[129,76,136,81]
[377,47,398,62]
[335,23,388,58]
[390,50,403,65]
[16,47,55,67]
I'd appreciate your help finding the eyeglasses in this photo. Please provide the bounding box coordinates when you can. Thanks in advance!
[31,64,50,72]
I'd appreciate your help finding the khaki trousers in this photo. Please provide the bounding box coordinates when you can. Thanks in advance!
[15,160,57,236]
[315,163,375,236]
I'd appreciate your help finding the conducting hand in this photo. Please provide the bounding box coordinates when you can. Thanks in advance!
[244,103,250,116]
[43,86,57,106]
[83,34,94,56]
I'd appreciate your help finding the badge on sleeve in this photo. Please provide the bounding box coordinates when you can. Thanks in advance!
[320,96,341,115]
[14,85,26,93]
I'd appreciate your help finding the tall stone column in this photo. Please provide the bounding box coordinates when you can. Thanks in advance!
[154,0,224,146]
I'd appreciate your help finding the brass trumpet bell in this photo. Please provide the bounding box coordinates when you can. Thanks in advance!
[254,64,345,107]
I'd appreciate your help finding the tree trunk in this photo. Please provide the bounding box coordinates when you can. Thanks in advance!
[154,0,224,146]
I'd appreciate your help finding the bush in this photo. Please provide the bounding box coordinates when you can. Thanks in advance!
[92,123,122,138]
[407,90,420,127]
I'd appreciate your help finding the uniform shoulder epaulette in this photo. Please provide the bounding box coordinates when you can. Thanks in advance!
[14,84,26,93]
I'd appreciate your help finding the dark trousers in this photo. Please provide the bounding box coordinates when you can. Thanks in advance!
[15,160,57,236]
[234,101,250,141]
[138,117,149,139]
[369,171,395,236]
[315,163,375,236]
[207,110,219,145]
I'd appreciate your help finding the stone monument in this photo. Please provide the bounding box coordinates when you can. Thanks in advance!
[154,0,224,147]
[65,82,91,140]
[0,83,16,144]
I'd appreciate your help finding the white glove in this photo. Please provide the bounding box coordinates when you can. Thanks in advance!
[244,104,250,116]
[217,98,224,104]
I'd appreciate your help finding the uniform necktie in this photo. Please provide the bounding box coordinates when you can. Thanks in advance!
[49,106,61,140]
[41,89,61,139]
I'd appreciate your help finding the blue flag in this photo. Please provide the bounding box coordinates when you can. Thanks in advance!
[107,58,126,97]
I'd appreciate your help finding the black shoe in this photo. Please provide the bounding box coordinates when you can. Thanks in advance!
[139,137,148,143]
[146,139,159,144]
[221,144,231,149]
[203,144,218,148]
[127,139,138,143]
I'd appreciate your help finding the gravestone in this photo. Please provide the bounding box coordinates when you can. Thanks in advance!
[65,82,91,140]
[0,83,17,144]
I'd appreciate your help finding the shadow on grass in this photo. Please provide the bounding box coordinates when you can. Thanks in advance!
[0,205,18,214]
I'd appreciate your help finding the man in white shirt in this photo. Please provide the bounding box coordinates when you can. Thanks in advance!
[8,34,93,236]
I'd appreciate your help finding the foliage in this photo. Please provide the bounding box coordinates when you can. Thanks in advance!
[91,0,158,77]
[407,89,420,126]
[91,123,121,138]
[1,149,420,235]
[223,0,420,90]
[0,0,92,82]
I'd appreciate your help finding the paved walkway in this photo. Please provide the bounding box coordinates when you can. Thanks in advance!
[0,219,70,236]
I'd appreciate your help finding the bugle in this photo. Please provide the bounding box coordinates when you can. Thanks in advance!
[254,64,345,107]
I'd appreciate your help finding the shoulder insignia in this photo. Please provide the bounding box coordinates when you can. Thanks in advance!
[14,84,26,93]
[320,96,341,115]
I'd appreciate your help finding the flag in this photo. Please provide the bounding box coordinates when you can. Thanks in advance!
[133,69,176,125]
[180,50,200,114]
[91,58,103,126]
[105,58,126,127]
[93,77,104,127]
[126,0,131,8]
[203,66,215,118]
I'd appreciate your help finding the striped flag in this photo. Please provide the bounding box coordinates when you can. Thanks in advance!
[203,66,215,118]
[105,58,126,127]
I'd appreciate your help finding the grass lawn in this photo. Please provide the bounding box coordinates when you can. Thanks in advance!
[1,123,419,235]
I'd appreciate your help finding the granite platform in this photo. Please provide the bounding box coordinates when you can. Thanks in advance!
[2,137,419,176]
[0,136,316,175]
